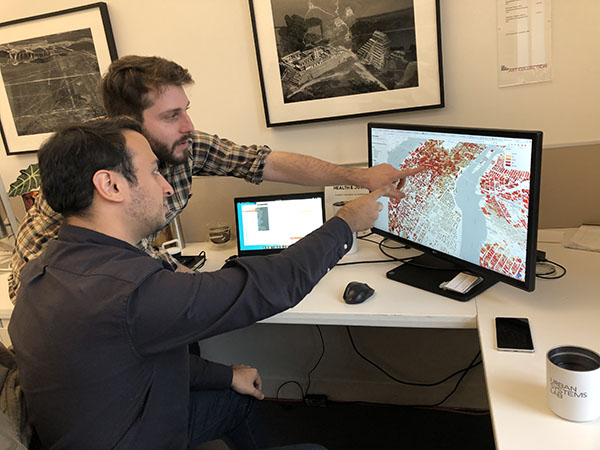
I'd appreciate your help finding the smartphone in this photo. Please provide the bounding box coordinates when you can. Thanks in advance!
[495,317,534,352]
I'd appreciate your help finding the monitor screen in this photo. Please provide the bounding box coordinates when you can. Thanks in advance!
[368,122,543,299]
[234,192,325,256]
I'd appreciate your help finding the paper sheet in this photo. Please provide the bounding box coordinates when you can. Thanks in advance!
[324,184,370,220]
[497,0,552,86]
[564,225,600,253]
[441,272,483,294]
[537,229,564,243]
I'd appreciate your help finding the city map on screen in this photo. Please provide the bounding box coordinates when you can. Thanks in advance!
[371,127,533,281]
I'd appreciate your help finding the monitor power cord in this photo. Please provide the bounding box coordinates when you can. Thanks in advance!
[275,324,482,410]
[535,256,566,280]
[345,326,482,408]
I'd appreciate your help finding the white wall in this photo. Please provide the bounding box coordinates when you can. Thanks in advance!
[1,0,598,409]
[2,0,600,197]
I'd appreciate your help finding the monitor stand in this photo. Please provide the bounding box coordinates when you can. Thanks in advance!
[386,253,498,302]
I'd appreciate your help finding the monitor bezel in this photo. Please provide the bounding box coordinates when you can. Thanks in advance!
[368,122,543,293]
[234,191,326,257]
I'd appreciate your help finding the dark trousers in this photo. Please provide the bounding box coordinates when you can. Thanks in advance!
[188,388,263,450]
[187,389,326,450]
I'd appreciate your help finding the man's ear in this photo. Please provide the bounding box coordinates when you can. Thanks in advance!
[92,170,126,203]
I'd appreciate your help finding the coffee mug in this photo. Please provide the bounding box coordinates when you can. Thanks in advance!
[160,239,181,255]
[346,231,358,255]
[547,345,600,422]
[332,201,358,255]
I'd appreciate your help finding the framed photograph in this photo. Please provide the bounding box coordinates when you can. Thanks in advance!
[0,2,117,155]
[249,0,444,127]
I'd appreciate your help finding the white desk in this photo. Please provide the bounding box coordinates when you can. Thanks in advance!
[476,241,600,449]
[1,233,599,449]
[184,239,478,329]
[186,235,600,449]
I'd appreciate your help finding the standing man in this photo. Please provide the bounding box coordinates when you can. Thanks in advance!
[9,55,420,301]
[9,117,393,450]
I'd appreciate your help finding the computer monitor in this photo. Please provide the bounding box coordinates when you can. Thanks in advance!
[234,192,326,257]
[368,122,543,301]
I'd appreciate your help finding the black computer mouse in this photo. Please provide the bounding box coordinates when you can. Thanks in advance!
[343,281,375,305]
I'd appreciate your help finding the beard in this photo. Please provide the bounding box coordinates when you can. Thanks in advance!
[128,185,168,239]
[145,132,192,165]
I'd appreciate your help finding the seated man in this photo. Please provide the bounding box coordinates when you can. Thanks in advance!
[7,57,422,444]
[9,117,399,450]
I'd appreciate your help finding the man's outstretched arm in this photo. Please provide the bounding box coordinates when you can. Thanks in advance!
[262,151,423,199]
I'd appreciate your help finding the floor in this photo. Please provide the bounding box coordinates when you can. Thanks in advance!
[196,399,496,450]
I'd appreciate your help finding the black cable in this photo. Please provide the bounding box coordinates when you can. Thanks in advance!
[277,326,482,408]
[377,239,417,263]
[345,327,481,387]
[359,235,408,250]
[359,237,386,245]
[305,325,326,396]
[346,327,482,407]
[336,259,397,266]
[341,350,482,409]
[365,231,569,280]
[357,231,375,240]
[379,241,409,250]
[341,235,484,405]
[536,258,567,280]
[424,351,481,408]
[275,325,326,399]
[535,262,556,276]
[275,380,305,400]
[337,237,412,266]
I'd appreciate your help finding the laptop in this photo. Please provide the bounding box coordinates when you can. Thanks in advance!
[234,192,326,257]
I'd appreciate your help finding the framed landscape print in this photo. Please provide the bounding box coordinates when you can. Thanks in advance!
[0,2,117,155]
[249,0,444,127]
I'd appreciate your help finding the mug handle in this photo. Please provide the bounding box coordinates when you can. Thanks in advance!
[161,239,181,255]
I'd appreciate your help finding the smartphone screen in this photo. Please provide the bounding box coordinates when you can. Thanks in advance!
[495,317,534,352]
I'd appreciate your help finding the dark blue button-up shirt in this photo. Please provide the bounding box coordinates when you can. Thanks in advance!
[9,218,351,450]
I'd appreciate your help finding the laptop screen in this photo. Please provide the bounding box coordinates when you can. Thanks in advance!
[234,192,326,256]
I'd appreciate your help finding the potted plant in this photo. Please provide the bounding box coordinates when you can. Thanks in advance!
[8,163,40,211]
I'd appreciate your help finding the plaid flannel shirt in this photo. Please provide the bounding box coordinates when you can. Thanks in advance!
[8,130,271,303]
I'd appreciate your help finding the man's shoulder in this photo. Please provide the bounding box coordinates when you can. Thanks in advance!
[190,130,213,141]
[27,232,166,285]
[189,130,233,150]
[17,194,63,241]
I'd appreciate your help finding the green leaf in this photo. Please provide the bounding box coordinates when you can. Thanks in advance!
[8,163,40,197]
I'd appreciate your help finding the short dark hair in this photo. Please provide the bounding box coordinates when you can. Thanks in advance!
[101,55,194,121]
[38,117,144,216]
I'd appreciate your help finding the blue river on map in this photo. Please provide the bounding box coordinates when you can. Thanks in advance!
[375,138,501,266]
[455,146,497,264]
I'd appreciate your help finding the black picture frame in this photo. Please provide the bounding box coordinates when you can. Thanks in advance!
[249,0,444,127]
[0,2,117,155]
